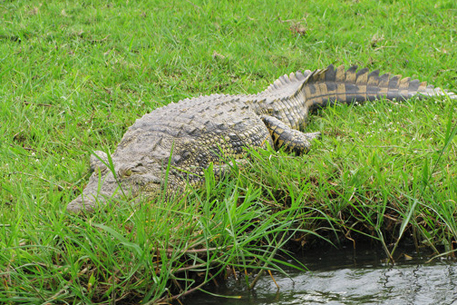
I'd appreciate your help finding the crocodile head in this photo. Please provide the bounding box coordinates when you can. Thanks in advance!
[66,151,166,213]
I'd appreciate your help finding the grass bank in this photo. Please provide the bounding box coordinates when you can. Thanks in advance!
[1,0,457,303]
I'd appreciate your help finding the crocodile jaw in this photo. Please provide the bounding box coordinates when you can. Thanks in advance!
[67,193,99,213]
[66,162,167,213]
[66,170,125,213]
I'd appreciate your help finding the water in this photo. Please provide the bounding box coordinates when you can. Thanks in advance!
[184,245,457,305]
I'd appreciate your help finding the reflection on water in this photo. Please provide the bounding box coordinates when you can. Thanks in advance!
[184,245,457,305]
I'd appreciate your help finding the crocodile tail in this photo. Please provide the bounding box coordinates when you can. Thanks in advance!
[300,65,457,109]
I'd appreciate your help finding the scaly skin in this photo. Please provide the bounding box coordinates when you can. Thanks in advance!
[67,65,456,213]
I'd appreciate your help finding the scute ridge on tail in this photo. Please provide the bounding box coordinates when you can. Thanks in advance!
[300,64,456,108]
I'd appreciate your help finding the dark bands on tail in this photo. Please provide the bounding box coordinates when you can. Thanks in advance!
[300,65,456,109]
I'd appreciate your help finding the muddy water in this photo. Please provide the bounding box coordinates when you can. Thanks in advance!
[184,245,457,305]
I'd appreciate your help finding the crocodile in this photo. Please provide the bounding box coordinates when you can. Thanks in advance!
[67,64,456,213]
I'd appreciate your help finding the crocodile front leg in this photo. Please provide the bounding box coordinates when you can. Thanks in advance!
[260,115,321,155]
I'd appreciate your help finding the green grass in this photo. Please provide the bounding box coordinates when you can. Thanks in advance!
[1,0,457,303]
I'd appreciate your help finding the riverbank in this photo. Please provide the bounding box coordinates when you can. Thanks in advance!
[1,0,456,303]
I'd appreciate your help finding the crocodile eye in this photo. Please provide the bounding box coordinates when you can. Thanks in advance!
[90,151,109,172]
[117,166,133,177]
